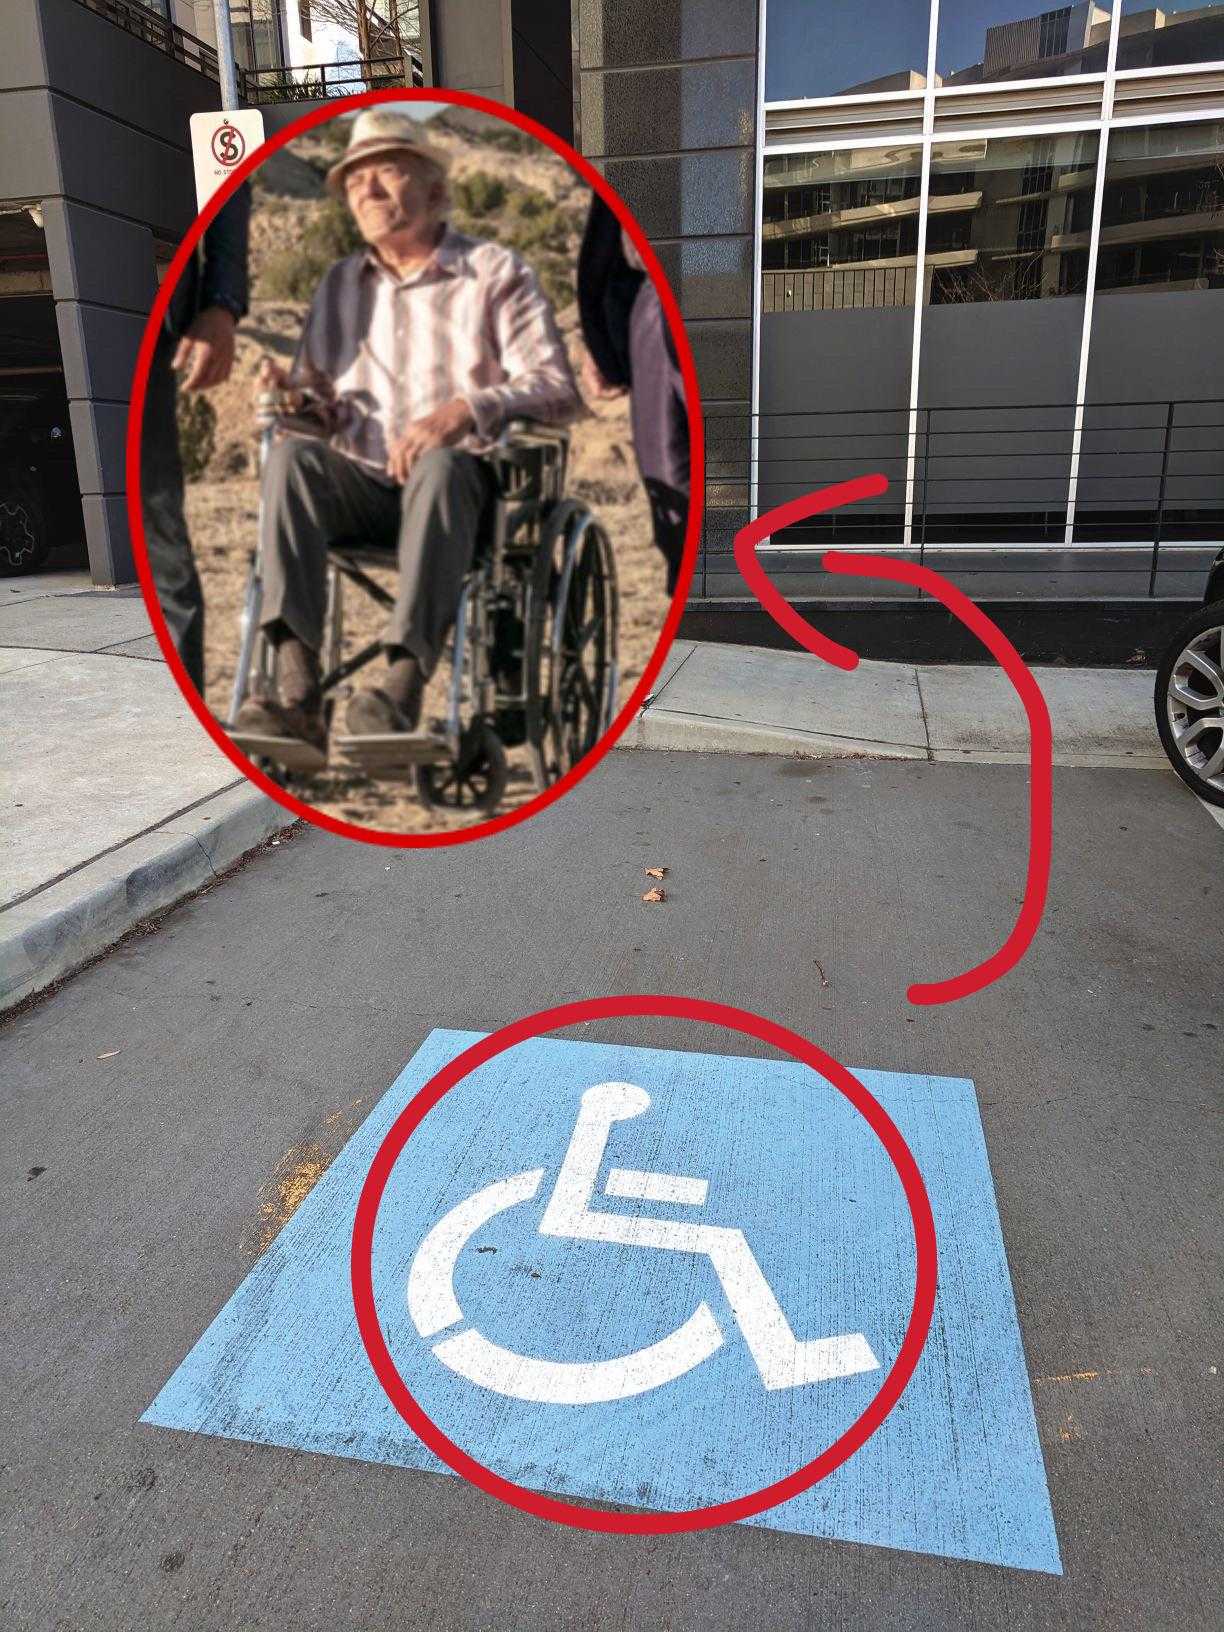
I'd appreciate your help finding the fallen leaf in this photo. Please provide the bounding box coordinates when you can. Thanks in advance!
[642,887,666,903]
[645,867,667,879]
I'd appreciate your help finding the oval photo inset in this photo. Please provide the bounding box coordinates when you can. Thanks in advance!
[129,89,701,846]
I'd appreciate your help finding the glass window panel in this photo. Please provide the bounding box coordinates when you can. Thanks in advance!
[757,147,922,550]
[1094,120,1224,291]
[764,1,932,101]
[1117,1,1224,72]
[936,2,1110,87]
[916,133,1097,546]
[925,131,1100,303]
[229,5,285,73]
[1079,122,1224,544]
[763,148,924,304]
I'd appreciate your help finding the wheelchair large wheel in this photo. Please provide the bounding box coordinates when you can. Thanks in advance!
[525,511,618,788]
[413,720,508,817]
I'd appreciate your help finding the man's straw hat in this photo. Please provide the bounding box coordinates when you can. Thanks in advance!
[325,107,450,197]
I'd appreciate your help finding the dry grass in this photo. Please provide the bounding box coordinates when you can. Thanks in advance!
[175,111,666,837]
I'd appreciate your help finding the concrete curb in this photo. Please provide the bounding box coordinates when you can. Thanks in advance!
[0,784,295,1013]
[616,642,1169,770]
[621,703,1170,769]
[622,706,927,760]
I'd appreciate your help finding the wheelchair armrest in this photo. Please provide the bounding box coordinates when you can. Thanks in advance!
[495,418,571,450]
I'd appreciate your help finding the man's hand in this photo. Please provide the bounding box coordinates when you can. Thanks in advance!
[258,355,292,395]
[581,350,627,404]
[386,397,475,484]
[173,306,237,393]
[256,355,336,431]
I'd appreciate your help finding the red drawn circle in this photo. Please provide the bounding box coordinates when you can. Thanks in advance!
[211,124,246,167]
[350,995,938,1534]
[125,88,704,850]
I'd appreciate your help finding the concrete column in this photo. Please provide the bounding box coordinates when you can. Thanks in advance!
[43,199,158,587]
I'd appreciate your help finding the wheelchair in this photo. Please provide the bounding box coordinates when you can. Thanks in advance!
[227,413,619,817]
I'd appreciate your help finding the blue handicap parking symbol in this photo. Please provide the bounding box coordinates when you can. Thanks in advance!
[144,1029,1060,1573]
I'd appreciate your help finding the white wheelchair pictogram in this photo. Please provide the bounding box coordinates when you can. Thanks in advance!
[406,1082,880,1404]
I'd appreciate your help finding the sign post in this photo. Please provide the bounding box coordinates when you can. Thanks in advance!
[211,0,241,111]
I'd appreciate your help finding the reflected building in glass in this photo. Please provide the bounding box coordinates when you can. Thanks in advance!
[667,0,1224,608]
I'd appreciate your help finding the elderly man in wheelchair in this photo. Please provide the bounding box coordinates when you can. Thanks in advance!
[229,107,582,784]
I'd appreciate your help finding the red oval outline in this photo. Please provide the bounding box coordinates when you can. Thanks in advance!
[124,87,704,849]
[350,994,938,1534]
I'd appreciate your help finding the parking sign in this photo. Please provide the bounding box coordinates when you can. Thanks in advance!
[189,109,265,211]
[143,1028,1061,1573]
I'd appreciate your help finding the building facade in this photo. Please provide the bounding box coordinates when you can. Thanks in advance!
[3,1,1222,616]
[0,1,427,587]
[742,0,1224,609]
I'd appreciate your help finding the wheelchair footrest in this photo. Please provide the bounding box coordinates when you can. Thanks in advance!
[331,732,452,775]
[228,730,327,775]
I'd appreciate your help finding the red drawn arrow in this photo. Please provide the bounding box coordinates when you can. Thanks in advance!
[734,476,1052,1006]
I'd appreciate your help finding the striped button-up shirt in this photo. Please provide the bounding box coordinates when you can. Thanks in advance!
[291,224,579,482]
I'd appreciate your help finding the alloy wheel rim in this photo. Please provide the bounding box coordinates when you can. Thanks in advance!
[1166,623,1224,791]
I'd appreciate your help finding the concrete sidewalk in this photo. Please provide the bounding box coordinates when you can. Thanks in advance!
[622,639,1168,770]
[1,571,292,1012]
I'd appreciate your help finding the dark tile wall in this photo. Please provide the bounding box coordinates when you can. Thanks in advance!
[426,1,574,142]
[3,0,219,585]
[424,0,510,100]
[573,1,761,596]
[511,0,574,143]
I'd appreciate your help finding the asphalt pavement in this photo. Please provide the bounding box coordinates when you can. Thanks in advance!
[2,749,1220,1631]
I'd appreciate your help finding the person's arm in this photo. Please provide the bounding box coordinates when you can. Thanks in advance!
[200,182,251,323]
[577,194,640,391]
[462,254,581,439]
[174,185,251,393]
[260,266,362,442]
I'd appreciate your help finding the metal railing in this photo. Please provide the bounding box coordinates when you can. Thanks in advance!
[74,0,221,79]
[71,0,423,101]
[241,51,425,104]
[698,399,1224,598]
[762,267,918,313]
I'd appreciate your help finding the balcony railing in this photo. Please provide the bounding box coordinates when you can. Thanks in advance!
[241,52,423,104]
[762,266,918,312]
[697,400,1224,599]
[74,0,220,79]
[71,0,423,102]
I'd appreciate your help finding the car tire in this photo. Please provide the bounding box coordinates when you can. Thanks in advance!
[1154,599,1224,807]
[0,496,51,576]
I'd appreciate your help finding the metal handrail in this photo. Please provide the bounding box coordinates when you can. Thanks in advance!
[698,398,1224,593]
[241,51,424,105]
[72,0,220,79]
[68,0,422,100]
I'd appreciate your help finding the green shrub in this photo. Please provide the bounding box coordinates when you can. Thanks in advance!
[534,257,574,310]
[175,390,216,483]
[312,198,364,260]
[256,200,363,300]
[453,171,506,216]
[503,205,569,258]
[260,247,330,300]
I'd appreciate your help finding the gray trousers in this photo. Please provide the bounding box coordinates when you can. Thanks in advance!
[141,331,206,692]
[259,438,494,676]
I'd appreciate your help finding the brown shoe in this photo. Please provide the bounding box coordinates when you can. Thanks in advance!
[230,696,327,772]
[344,687,420,736]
